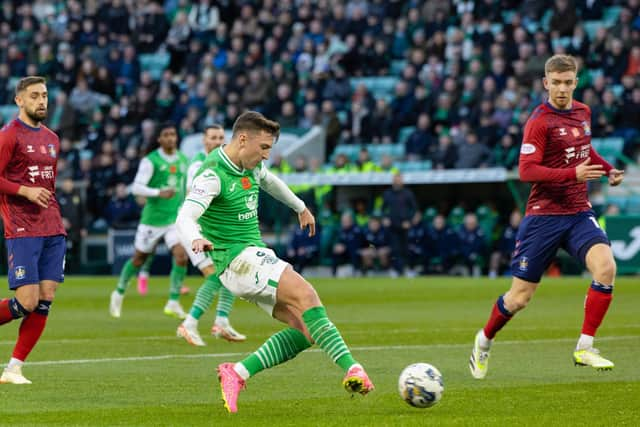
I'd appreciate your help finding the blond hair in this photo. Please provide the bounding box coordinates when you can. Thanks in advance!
[544,54,578,75]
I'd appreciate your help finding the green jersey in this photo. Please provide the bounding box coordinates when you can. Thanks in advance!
[186,147,267,271]
[139,149,188,226]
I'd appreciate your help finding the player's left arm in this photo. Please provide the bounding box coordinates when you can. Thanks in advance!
[590,146,624,186]
[258,166,315,236]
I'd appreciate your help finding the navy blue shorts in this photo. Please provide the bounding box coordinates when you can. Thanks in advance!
[5,235,66,289]
[510,211,609,283]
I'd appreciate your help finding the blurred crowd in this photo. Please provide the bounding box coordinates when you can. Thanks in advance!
[0,0,638,269]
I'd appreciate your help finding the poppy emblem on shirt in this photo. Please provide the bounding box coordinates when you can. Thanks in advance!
[47,144,57,158]
[169,165,177,174]
[241,177,251,190]
[581,121,591,136]
[15,266,26,280]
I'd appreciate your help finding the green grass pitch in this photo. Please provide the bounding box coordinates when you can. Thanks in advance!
[1,276,638,426]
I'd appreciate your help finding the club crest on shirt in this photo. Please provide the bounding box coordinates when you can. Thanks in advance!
[47,144,57,158]
[581,121,591,136]
[518,256,528,272]
[14,266,26,280]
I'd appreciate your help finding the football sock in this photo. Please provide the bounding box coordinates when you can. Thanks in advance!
[189,275,222,319]
[0,298,29,325]
[116,259,141,295]
[12,300,50,362]
[169,261,187,301]
[215,287,235,320]
[140,255,154,274]
[302,306,357,372]
[483,295,513,340]
[579,280,613,346]
[236,328,311,379]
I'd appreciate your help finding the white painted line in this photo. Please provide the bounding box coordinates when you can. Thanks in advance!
[11,335,639,367]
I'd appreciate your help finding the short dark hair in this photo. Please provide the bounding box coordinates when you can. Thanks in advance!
[232,111,280,140]
[16,76,46,96]
[545,54,578,75]
[205,124,223,132]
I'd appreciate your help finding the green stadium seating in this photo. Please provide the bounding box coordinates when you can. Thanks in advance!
[603,6,621,25]
[591,137,624,164]
[395,160,432,172]
[139,52,170,80]
[0,105,18,124]
[349,77,398,101]
[398,126,416,145]
[390,60,406,76]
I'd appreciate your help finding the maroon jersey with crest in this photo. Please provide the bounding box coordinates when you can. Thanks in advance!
[518,101,612,216]
[0,119,65,238]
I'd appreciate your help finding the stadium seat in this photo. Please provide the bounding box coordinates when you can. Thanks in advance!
[605,196,628,211]
[625,195,640,214]
[395,160,432,172]
[349,77,398,101]
[333,144,361,162]
[448,206,465,227]
[390,60,407,76]
[583,21,603,41]
[592,137,624,164]
[603,6,621,25]
[423,206,438,224]
[368,143,405,163]
[0,105,18,124]
[398,126,416,145]
[139,52,170,80]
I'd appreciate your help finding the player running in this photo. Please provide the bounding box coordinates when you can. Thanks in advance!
[176,111,374,413]
[0,76,66,384]
[109,122,190,319]
[176,124,246,345]
[469,55,625,379]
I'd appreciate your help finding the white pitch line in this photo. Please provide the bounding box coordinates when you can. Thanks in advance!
[12,335,639,367]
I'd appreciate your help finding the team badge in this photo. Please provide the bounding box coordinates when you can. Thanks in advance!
[47,144,57,158]
[581,121,591,136]
[241,177,251,190]
[245,193,258,210]
[15,266,26,280]
[518,257,528,272]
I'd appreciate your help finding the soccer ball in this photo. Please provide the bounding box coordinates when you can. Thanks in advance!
[398,363,444,408]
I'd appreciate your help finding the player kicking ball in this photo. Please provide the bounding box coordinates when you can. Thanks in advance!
[469,54,625,379]
[176,111,374,413]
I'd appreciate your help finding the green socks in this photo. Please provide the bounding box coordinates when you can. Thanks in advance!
[189,275,222,319]
[239,328,311,377]
[216,287,235,318]
[302,306,357,372]
[169,261,187,301]
[116,259,141,295]
[140,255,154,274]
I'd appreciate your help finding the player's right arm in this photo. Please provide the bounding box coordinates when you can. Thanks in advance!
[130,157,174,199]
[175,169,221,253]
[518,114,603,183]
[0,127,51,208]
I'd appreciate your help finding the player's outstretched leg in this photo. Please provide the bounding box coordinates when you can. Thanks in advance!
[470,294,514,379]
[217,327,311,413]
[212,287,246,342]
[137,255,154,296]
[164,260,187,319]
[178,275,221,346]
[301,306,374,395]
[110,259,142,318]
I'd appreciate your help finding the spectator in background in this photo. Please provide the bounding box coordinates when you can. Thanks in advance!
[431,133,458,169]
[455,132,491,169]
[369,98,394,143]
[57,178,87,273]
[331,211,364,277]
[405,113,436,161]
[286,224,321,274]
[359,215,391,275]
[492,133,520,170]
[342,101,373,144]
[105,181,140,229]
[382,174,417,277]
[425,214,458,274]
[407,211,427,277]
[489,209,522,278]
[454,213,487,277]
[320,100,341,160]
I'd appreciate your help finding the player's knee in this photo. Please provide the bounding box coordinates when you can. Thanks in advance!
[594,257,616,282]
[505,293,531,312]
[16,296,38,313]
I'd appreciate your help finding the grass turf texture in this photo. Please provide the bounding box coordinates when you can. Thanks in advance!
[0,276,638,426]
